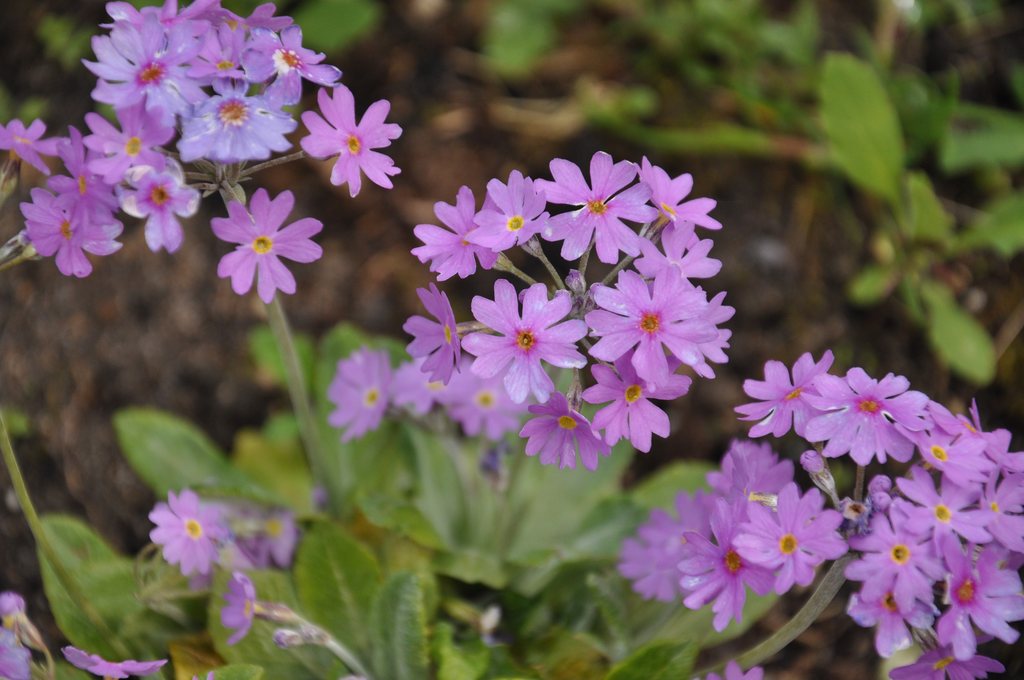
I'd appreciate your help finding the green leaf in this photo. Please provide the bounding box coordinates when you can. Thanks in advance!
[434,549,508,589]
[605,641,698,680]
[957,192,1024,257]
[232,429,313,512]
[0,407,30,437]
[920,280,996,384]
[408,427,466,549]
[433,622,490,680]
[209,666,266,680]
[820,53,904,204]
[294,521,381,655]
[940,103,1024,172]
[629,461,714,510]
[847,263,899,306]
[359,495,446,549]
[369,573,430,680]
[248,325,316,389]
[903,172,953,242]
[293,0,380,53]
[483,2,558,78]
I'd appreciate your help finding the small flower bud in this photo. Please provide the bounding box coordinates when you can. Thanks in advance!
[273,628,304,649]
[870,490,892,512]
[867,475,892,495]
[0,592,25,619]
[800,449,824,474]
[800,450,839,506]
[255,601,299,624]
[519,236,544,258]
[565,269,586,296]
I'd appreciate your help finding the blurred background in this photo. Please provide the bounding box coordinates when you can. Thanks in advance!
[1,0,1023,677]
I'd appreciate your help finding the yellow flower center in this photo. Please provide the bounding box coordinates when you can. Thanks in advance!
[274,48,302,70]
[991,501,1000,513]
[929,444,948,462]
[934,505,952,523]
[216,59,235,71]
[784,387,802,401]
[890,544,910,565]
[77,175,87,194]
[364,388,380,406]
[138,63,164,83]
[506,215,525,232]
[59,220,72,240]
[883,593,898,612]
[124,136,142,157]
[265,518,283,537]
[778,533,798,555]
[243,600,253,618]
[219,100,248,127]
[724,549,742,573]
[857,399,880,414]
[427,381,445,391]
[932,657,954,671]
[639,313,660,334]
[586,199,608,215]
[150,185,169,206]
[475,390,495,408]
[252,236,273,254]
[444,325,453,344]
[624,385,642,403]
[184,519,203,540]
[516,330,535,350]
[557,415,577,430]
[346,135,361,154]
[956,579,975,604]
[659,201,677,217]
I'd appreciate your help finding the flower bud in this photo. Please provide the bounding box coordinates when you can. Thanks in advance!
[867,475,892,495]
[800,449,824,474]
[565,269,585,296]
[870,490,892,512]
[272,628,304,649]
[800,450,839,506]
[519,236,544,258]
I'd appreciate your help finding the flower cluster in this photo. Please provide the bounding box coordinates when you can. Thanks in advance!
[621,353,1023,679]
[2,0,400,304]
[352,151,729,468]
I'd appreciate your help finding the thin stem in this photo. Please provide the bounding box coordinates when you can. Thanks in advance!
[240,150,308,178]
[324,637,370,678]
[600,216,668,286]
[494,254,539,286]
[578,237,594,280]
[530,245,567,290]
[0,413,132,658]
[694,554,854,676]
[853,465,866,502]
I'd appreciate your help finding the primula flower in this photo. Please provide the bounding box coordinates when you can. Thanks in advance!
[979,473,1024,553]
[439,361,528,440]
[327,348,392,442]
[84,103,174,184]
[120,162,199,252]
[804,367,929,465]
[223,2,294,31]
[222,571,257,645]
[704,661,764,680]
[586,269,716,386]
[678,498,774,631]
[149,489,226,576]
[462,280,586,403]
[212,188,323,304]
[888,645,1004,680]
[535,151,657,263]
[638,157,721,230]
[734,483,847,594]
[187,23,248,83]
[21,188,123,277]
[412,185,499,280]
[62,646,166,678]
[907,426,994,486]
[582,350,691,452]
[466,170,548,251]
[242,26,341,105]
[102,0,220,29]
[84,15,205,123]
[402,283,460,385]
[847,589,937,658]
[735,350,835,438]
[937,539,1024,660]
[300,85,402,197]
[707,439,794,504]
[634,221,721,283]
[618,490,712,601]
[519,392,610,470]
[845,511,944,613]
[0,118,59,175]
[690,290,735,379]
[894,467,991,546]
[0,629,29,680]
[0,591,24,620]
[391,359,447,415]
[47,127,119,223]
[179,82,296,164]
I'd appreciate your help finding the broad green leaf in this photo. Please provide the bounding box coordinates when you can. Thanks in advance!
[248,325,316,390]
[294,521,381,655]
[605,640,698,680]
[369,573,430,680]
[232,429,313,513]
[209,666,266,680]
[847,263,899,306]
[53,663,91,680]
[903,172,953,242]
[433,622,490,680]
[168,635,224,680]
[434,549,508,589]
[920,280,996,384]
[940,104,1024,172]
[820,53,904,204]
[359,495,446,549]
[293,0,380,53]
[957,193,1024,257]
[408,427,467,549]
[629,461,714,510]
[483,3,558,78]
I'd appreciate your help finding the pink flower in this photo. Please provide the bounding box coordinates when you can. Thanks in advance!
[462,280,586,403]
[221,571,257,646]
[21,188,123,278]
[120,162,199,253]
[84,103,174,184]
[634,221,721,282]
[894,467,991,546]
[62,646,166,678]
[735,350,835,438]
[412,185,499,280]
[0,118,59,175]
[243,26,341,105]
[300,85,402,196]
[707,439,794,503]
[889,646,1004,680]
[847,589,937,658]
[327,348,392,442]
[439,359,528,440]
[403,283,460,385]
[212,188,323,304]
[466,170,548,251]
[704,661,763,680]
[519,392,610,470]
[638,156,721,230]
[149,489,226,577]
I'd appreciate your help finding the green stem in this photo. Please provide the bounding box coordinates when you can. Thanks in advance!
[494,254,539,286]
[531,247,567,290]
[853,465,866,502]
[694,554,854,676]
[0,412,132,658]
[323,636,371,678]
[240,150,308,178]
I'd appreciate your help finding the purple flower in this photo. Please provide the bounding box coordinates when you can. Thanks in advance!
[84,104,174,184]
[847,589,937,658]
[937,539,1024,660]
[439,361,528,440]
[120,163,199,253]
[586,269,716,386]
[462,280,586,403]
[102,0,220,29]
[678,498,774,631]
[638,157,721,230]
[412,186,499,280]
[520,392,610,470]
[223,3,294,31]
[62,646,166,678]
[47,126,119,222]
[634,222,721,284]
[908,426,994,487]
[21,188,123,277]
[0,118,59,174]
[0,591,24,619]
[242,26,341,105]
[179,82,296,164]
[582,351,691,452]
[894,467,991,546]
[84,15,205,122]
[734,483,847,594]
[466,170,548,251]
[979,473,1024,552]
[804,367,930,465]
[327,348,392,442]
[690,290,735,379]
[222,571,257,645]
[186,23,248,83]
[845,511,944,613]
[535,151,658,263]
[402,283,461,385]
[391,359,447,415]
[149,489,226,576]
[300,85,402,197]
[0,629,29,680]
[707,439,794,504]
[889,646,1004,680]
[704,661,763,680]
[735,350,835,438]
[618,490,712,601]
[212,188,323,304]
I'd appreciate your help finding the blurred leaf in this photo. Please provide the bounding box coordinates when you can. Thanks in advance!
[293,0,380,53]
[903,172,953,243]
[369,573,430,680]
[483,0,585,77]
[168,635,224,680]
[209,666,266,680]
[847,263,899,306]
[37,15,93,71]
[433,622,490,680]
[605,640,697,680]
[434,549,508,589]
[53,663,91,680]
[359,495,446,549]
[889,70,958,163]
[820,53,904,204]
[248,325,316,389]
[920,279,996,384]
[294,521,381,655]
[957,193,1024,257]
[940,104,1024,172]
[1012,62,1024,109]
[0,407,30,436]
[232,429,313,512]
[629,461,714,510]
